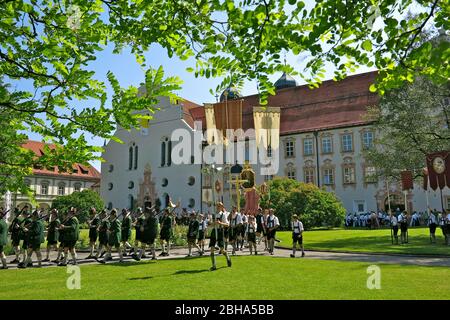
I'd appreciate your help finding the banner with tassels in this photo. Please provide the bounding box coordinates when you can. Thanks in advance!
[426,151,450,190]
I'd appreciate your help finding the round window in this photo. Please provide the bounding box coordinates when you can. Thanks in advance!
[162,178,168,187]
[108,183,113,190]
[188,176,195,186]
[108,164,114,172]
[188,198,195,208]
[128,181,134,189]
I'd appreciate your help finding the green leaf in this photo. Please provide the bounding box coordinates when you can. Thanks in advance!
[362,40,373,51]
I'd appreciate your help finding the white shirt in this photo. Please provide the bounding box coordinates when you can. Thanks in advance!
[198,219,207,231]
[246,221,257,234]
[428,214,437,225]
[229,213,242,227]
[390,216,398,226]
[266,215,279,228]
[292,220,304,234]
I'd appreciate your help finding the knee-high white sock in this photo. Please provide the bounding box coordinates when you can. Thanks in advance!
[210,252,216,268]
[70,250,77,264]
[167,242,171,254]
[1,253,7,268]
[36,251,42,266]
[151,244,156,258]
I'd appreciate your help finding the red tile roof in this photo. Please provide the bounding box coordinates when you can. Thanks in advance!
[189,71,379,134]
[180,98,202,128]
[22,140,101,180]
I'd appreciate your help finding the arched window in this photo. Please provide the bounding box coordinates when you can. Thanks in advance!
[128,181,134,189]
[107,202,113,210]
[167,140,172,166]
[162,178,168,187]
[188,176,195,186]
[108,183,113,191]
[134,145,138,170]
[128,146,133,170]
[188,198,195,208]
[161,141,166,166]
[108,164,114,172]
[74,183,82,192]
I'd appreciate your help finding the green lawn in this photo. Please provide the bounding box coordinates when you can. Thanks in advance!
[1,256,449,300]
[277,227,450,256]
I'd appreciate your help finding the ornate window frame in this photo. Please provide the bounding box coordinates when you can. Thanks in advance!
[340,130,354,153]
[303,160,315,184]
[320,133,333,155]
[341,156,356,185]
[321,159,335,187]
[302,136,314,157]
[283,137,296,158]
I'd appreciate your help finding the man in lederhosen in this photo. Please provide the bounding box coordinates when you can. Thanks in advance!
[95,209,110,260]
[18,210,45,268]
[443,209,450,246]
[197,214,207,255]
[100,209,122,263]
[86,207,100,259]
[132,207,146,257]
[159,209,174,257]
[43,209,60,262]
[132,207,159,261]
[239,212,248,251]
[19,207,32,264]
[246,215,257,255]
[398,211,408,244]
[121,208,133,256]
[390,210,399,245]
[266,209,279,255]
[58,207,79,266]
[186,211,201,257]
[228,207,242,256]
[290,214,305,258]
[9,207,23,263]
[255,208,264,245]
[209,202,232,271]
[428,210,438,244]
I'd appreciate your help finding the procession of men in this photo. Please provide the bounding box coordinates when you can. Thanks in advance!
[0,201,300,271]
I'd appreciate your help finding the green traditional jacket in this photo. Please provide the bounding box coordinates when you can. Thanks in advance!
[161,215,173,231]
[63,216,79,242]
[121,215,132,232]
[9,216,23,236]
[144,216,159,239]
[20,217,32,240]
[109,219,122,243]
[188,219,199,238]
[28,219,45,246]
[0,219,7,246]
[47,218,60,241]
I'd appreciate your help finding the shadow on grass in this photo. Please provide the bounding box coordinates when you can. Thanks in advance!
[128,276,154,280]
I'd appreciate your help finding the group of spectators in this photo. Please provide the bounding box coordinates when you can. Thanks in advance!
[345,209,447,228]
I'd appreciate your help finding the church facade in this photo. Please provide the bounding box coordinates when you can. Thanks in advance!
[100,72,450,214]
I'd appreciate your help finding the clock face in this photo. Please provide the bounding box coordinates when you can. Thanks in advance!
[433,156,446,174]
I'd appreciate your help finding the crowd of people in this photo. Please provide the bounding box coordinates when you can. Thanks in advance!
[345,208,449,229]
[0,203,306,270]
[345,208,450,245]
